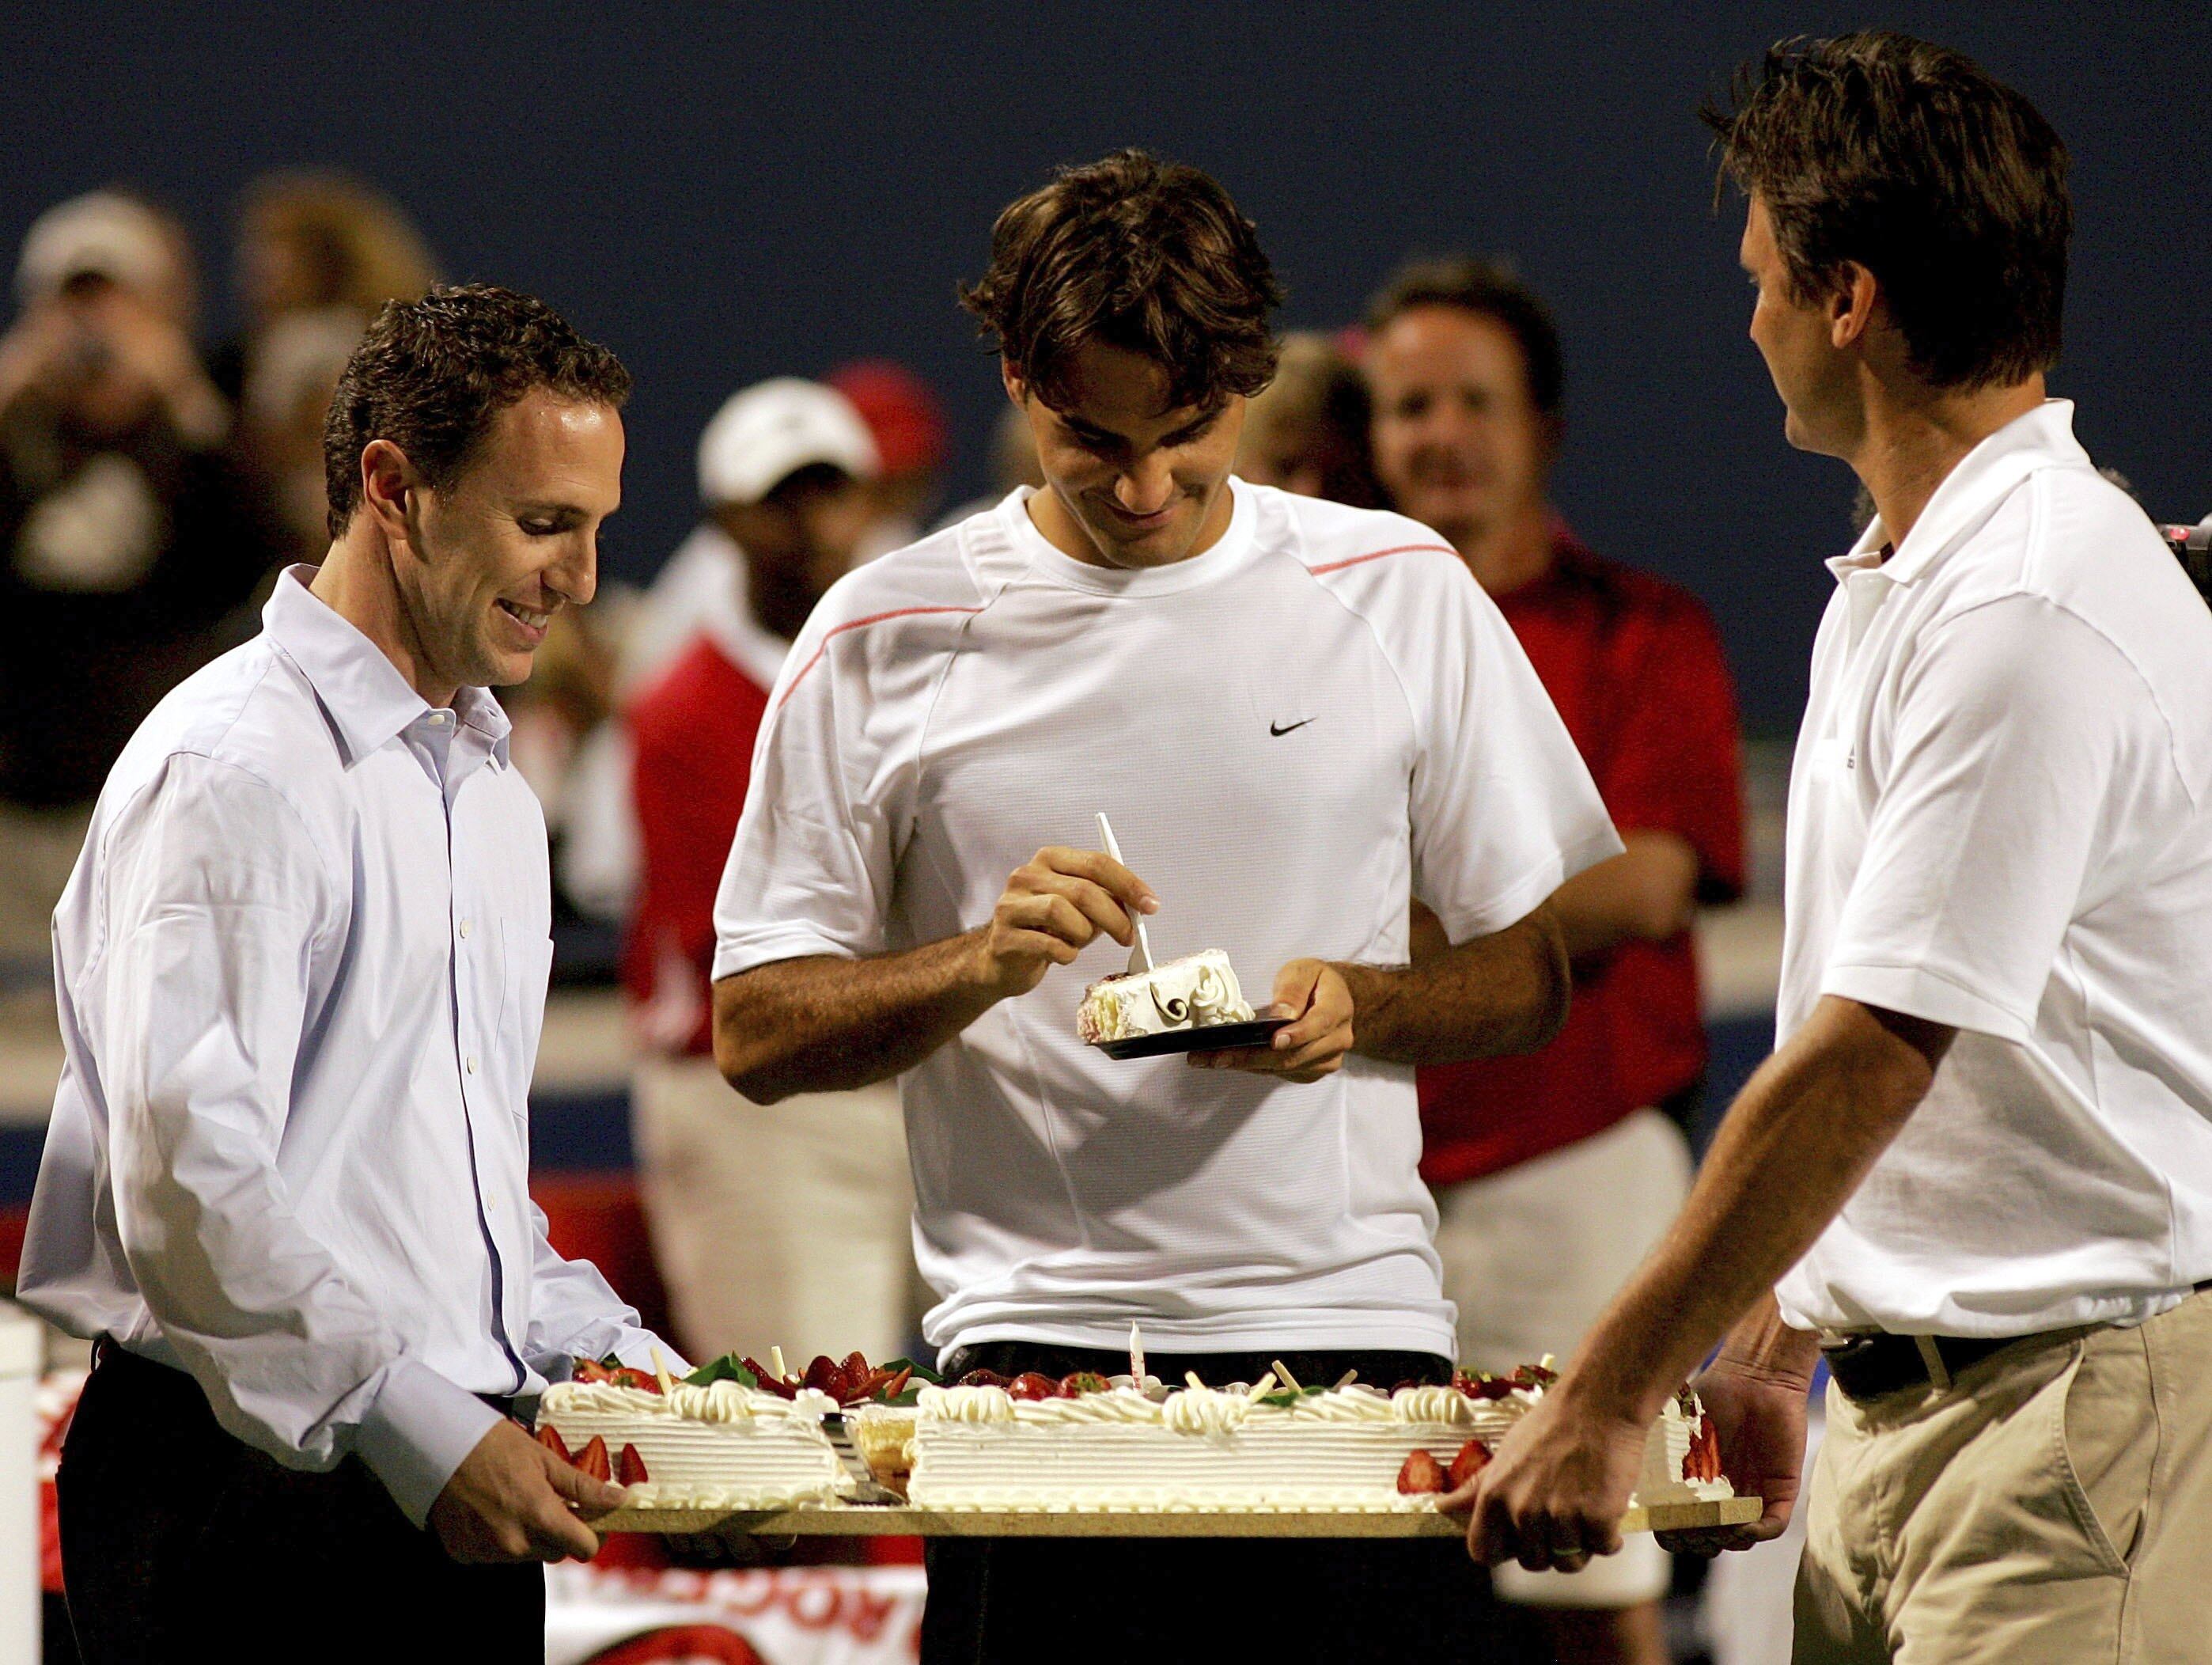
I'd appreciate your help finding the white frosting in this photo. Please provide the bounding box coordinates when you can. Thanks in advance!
[547,1379,839,1424]
[908,1377,1734,1515]
[1634,1395,1735,1505]
[544,1373,1732,1518]
[908,1420,1479,1511]
[538,1380,852,1508]
[1078,950,1255,1041]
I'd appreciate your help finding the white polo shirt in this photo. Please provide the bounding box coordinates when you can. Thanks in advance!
[714,481,1619,1359]
[1773,403,2212,1337]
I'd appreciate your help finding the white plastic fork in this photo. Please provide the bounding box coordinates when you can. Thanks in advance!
[1094,812,1155,976]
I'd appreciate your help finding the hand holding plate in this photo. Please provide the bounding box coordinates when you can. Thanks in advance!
[1189,958,1353,1081]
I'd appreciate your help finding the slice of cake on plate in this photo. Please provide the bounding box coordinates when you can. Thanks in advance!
[1077,949,1256,1045]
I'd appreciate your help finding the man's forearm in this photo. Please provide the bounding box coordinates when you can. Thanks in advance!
[712,932,998,1103]
[1714,1291,1824,1385]
[1555,996,1947,1422]
[1340,905,1570,1066]
[1550,831,1700,959]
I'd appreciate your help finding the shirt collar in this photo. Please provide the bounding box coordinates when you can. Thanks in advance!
[998,476,1259,597]
[1830,399,2091,588]
[263,565,512,768]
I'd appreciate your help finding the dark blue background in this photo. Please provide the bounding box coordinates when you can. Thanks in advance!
[8,2,2206,732]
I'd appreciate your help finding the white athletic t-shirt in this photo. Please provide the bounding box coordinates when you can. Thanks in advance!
[714,480,1619,1357]
[1773,403,2212,1337]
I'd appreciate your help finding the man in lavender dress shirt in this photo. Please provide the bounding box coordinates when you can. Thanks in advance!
[19,286,681,1661]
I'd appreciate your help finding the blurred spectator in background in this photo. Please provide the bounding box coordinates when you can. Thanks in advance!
[930,400,1043,532]
[212,168,439,401]
[624,377,918,1363]
[555,378,883,927]
[0,192,280,968]
[1235,329,1384,506]
[224,172,441,565]
[237,306,365,563]
[828,358,950,560]
[1366,256,1743,1665]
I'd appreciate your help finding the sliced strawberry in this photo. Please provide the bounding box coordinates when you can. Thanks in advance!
[1009,1371,1062,1401]
[573,1358,615,1383]
[802,1355,843,1394]
[1396,1450,1448,1495]
[616,1443,650,1485]
[1447,1439,1490,1489]
[1059,1371,1111,1397]
[575,1435,612,1483]
[611,1367,661,1394]
[956,1368,1009,1390]
[1686,1415,1722,1482]
[741,1357,797,1399]
[876,1367,913,1401]
[535,1424,570,1463]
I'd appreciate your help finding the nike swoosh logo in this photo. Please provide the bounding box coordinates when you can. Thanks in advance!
[1270,719,1315,737]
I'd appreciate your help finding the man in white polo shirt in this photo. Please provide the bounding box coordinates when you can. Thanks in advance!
[1462,33,2212,1662]
[711,150,1619,1655]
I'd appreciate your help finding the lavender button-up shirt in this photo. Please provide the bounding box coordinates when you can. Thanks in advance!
[21,567,673,1523]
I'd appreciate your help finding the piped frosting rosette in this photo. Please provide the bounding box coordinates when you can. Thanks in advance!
[1078,949,1256,1042]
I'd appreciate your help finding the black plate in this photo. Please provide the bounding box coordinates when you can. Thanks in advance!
[1092,1015,1293,1061]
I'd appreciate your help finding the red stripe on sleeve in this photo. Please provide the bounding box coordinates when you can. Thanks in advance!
[1307,542,1459,575]
[775,605,982,711]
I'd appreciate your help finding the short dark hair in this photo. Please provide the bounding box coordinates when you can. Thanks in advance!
[1702,32,2070,390]
[323,283,631,539]
[960,149,1284,414]
[1364,256,1566,421]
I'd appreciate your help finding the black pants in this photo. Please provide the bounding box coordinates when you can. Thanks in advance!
[919,1343,1509,1662]
[58,1343,542,1664]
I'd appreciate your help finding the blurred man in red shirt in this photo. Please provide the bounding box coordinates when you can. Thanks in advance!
[1366,258,1744,1665]
[624,377,920,1366]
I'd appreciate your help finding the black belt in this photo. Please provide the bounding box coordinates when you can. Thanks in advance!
[1820,1330,2027,1403]
[1824,1280,2212,1405]
[90,1336,522,1421]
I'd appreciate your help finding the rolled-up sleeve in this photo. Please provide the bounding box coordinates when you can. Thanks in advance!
[1823,594,2178,1043]
[98,755,497,1523]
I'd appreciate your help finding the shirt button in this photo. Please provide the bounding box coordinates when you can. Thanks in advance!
[465,1056,478,1075]
[458,920,472,939]
[429,711,450,726]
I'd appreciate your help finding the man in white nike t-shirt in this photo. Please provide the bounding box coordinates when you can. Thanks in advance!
[711,150,1618,1656]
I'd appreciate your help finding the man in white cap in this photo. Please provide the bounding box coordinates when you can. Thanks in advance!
[620,377,919,1364]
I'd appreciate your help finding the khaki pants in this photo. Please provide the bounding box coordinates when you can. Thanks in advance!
[1434,1108,1693,1608]
[631,1053,922,1366]
[1796,1287,2212,1663]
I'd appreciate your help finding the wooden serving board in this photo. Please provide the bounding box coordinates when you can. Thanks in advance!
[595,1496,1761,1539]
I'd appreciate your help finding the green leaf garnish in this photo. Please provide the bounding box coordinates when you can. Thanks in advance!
[681,1352,759,1389]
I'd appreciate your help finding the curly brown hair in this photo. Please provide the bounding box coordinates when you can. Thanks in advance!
[1703,32,2069,391]
[960,150,1284,414]
[322,283,631,540]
